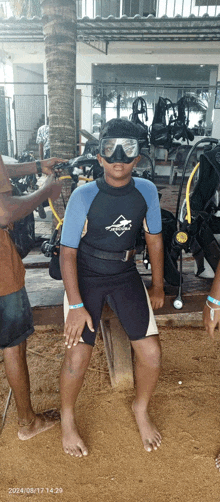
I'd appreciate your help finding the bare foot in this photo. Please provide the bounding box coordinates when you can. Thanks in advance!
[61,415,88,458]
[215,454,220,470]
[132,400,162,452]
[18,411,59,441]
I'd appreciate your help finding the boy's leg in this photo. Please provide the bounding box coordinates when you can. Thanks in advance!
[1,287,57,440]
[4,341,56,439]
[61,278,105,457]
[131,335,162,452]
[107,270,162,452]
[60,342,93,457]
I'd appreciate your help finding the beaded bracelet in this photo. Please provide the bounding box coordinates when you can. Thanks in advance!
[206,300,220,321]
[207,295,220,306]
[69,303,84,309]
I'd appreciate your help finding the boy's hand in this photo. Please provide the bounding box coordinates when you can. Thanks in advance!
[64,308,94,348]
[203,303,220,339]
[148,285,165,310]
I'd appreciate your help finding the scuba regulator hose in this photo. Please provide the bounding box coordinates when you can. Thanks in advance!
[173,138,218,310]
[173,162,200,310]
[48,173,93,230]
[41,173,94,259]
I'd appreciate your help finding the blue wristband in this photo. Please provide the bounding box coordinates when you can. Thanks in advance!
[207,295,220,306]
[69,303,84,309]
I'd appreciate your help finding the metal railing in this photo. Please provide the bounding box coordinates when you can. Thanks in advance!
[76,0,220,18]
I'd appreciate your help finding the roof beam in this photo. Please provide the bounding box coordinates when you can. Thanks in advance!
[1,15,220,43]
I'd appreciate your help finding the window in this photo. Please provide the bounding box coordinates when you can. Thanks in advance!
[77,0,156,18]
[124,0,156,16]
[196,1,220,5]
[95,0,120,17]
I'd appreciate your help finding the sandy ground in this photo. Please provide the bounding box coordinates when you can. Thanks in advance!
[1,324,220,502]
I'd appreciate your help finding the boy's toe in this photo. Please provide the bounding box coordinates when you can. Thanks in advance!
[215,455,220,469]
[144,440,153,452]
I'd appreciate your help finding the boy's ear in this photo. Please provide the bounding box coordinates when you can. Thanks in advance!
[97,154,103,166]
[133,155,141,167]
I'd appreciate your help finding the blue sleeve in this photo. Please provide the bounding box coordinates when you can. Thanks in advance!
[60,181,99,248]
[134,178,162,234]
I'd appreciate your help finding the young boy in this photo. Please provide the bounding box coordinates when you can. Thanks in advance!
[60,118,164,457]
[0,155,62,440]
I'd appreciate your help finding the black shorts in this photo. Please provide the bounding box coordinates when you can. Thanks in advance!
[0,287,34,350]
[64,269,158,346]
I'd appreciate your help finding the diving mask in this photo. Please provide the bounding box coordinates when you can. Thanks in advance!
[99,137,139,164]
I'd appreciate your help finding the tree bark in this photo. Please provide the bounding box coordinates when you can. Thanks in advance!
[40,0,77,226]
[40,0,77,160]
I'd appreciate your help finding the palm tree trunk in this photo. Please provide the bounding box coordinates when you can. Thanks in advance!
[40,0,77,159]
[40,0,77,224]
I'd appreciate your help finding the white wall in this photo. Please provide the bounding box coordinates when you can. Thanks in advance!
[212,63,220,140]
[13,64,44,154]
[76,53,93,136]
[0,60,15,156]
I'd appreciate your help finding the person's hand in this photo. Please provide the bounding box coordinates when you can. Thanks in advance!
[41,157,68,175]
[148,285,165,310]
[203,303,220,339]
[42,173,63,201]
[64,308,94,348]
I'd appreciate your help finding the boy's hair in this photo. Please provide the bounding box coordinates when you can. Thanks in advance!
[99,118,142,141]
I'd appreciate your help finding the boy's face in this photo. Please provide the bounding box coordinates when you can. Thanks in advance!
[97,135,141,186]
[97,153,140,186]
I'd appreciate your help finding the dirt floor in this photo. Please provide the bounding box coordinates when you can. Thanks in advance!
[1,324,220,502]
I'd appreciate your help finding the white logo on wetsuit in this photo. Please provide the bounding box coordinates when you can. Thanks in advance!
[105,215,132,237]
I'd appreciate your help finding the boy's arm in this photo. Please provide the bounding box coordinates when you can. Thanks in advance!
[145,232,165,310]
[60,245,94,348]
[203,259,220,339]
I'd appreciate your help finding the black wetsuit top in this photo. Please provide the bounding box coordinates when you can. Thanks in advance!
[61,176,161,276]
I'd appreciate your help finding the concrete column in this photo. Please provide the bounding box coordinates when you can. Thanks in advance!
[76,51,93,135]
[43,61,48,121]
[206,68,218,132]
[211,65,220,140]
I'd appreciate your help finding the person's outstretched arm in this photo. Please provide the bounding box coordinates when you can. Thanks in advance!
[0,174,62,226]
[145,231,165,310]
[60,246,94,348]
[5,157,64,177]
[203,260,220,339]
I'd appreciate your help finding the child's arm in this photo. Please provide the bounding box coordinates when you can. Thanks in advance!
[203,259,220,339]
[145,232,165,310]
[60,245,94,348]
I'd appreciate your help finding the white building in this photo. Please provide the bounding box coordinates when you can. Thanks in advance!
[1,0,220,156]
